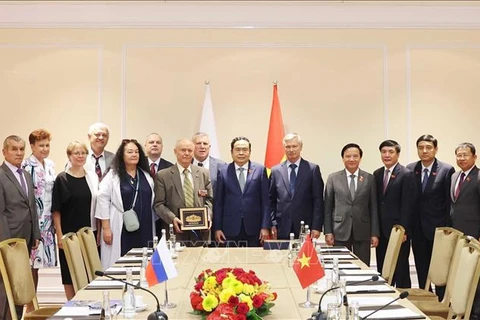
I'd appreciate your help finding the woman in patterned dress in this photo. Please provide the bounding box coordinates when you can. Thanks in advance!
[22,129,56,312]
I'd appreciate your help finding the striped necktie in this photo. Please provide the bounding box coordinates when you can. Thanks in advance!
[183,168,194,207]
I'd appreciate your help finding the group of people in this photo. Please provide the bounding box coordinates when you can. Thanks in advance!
[1,124,480,319]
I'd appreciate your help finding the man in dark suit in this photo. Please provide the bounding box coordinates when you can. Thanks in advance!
[269,133,324,240]
[0,135,40,320]
[407,134,454,300]
[153,138,212,247]
[214,137,270,247]
[373,140,414,288]
[145,133,174,237]
[191,132,226,195]
[324,143,379,266]
[145,133,174,176]
[449,142,480,319]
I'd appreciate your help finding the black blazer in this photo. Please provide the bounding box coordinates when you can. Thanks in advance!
[373,163,414,237]
[158,158,174,171]
[407,159,454,241]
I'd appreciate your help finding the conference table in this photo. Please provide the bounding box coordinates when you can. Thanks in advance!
[52,245,431,320]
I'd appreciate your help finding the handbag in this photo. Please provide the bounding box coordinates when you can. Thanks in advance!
[123,173,140,232]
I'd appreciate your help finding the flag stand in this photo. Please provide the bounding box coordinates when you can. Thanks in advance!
[160,280,177,309]
[298,285,318,308]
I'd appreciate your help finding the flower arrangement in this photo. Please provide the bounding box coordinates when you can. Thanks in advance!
[190,267,277,320]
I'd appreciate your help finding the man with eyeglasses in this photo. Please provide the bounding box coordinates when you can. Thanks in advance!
[214,137,270,247]
[407,134,454,300]
[450,142,480,320]
[85,123,114,181]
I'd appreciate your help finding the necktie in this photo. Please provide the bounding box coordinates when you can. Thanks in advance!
[238,168,246,192]
[149,163,156,178]
[421,168,429,192]
[383,169,390,194]
[349,174,356,200]
[198,162,203,167]
[455,172,466,200]
[183,169,194,207]
[17,168,27,195]
[289,163,297,195]
[93,154,103,180]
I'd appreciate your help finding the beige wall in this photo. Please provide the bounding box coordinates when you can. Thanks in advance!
[1,2,480,179]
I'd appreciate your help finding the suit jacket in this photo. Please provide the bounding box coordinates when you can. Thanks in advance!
[208,156,226,196]
[214,161,270,237]
[373,164,414,237]
[269,159,324,238]
[324,169,379,241]
[153,164,213,224]
[407,159,455,241]
[0,162,40,247]
[450,166,480,238]
[158,158,174,171]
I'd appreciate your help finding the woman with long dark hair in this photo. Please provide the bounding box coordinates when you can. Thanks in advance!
[95,139,156,268]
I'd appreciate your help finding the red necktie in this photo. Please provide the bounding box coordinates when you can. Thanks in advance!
[455,172,466,199]
[93,155,103,180]
[383,169,390,194]
[149,163,156,178]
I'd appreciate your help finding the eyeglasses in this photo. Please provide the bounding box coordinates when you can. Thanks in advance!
[72,152,87,156]
[122,139,138,144]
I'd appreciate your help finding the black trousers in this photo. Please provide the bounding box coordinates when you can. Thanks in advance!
[335,235,371,266]
[376,235,412,288]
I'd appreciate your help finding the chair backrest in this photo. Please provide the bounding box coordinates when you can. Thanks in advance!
[427,227,463,289]
[448,243,480,319]
[61,232,89,293]
[444,235,477,302]
[381,224,405,285]
[77,227,103,282]
[0,238,38,320]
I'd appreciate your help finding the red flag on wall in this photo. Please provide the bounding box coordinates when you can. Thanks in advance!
[292,235,325,289]
[264,84,285,175]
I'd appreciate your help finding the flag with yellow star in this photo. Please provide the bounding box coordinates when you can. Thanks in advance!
[292,234,325,289]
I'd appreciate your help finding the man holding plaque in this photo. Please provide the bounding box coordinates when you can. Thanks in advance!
[153,139,213,247]
[214,136,271,247]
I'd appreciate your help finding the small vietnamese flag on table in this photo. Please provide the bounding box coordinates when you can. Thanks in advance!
[293,234,325,289]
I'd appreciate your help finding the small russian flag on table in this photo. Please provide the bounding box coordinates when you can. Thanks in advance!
[145,235,178,287]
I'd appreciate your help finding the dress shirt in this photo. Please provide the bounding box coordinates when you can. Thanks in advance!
[345,168,360,191]
[287,159,301,183]
[193,157,210,170]
[234,163,249,180]
[454,166,474,191]
[421,163,434,183]
[177,163,193,187]
[4,160,28,196]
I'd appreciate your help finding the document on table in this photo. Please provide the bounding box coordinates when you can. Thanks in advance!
[115,256,150,263]
[358,308,425,319]
[324,263,361,270]
[126,248,153,256]
[339,269,380,276]
[346,284,395,294]
[85,279,140,290]
[105,266,141,275]
[340,275,386,283]
[320,246,350,252]
[348,296,401,307]
[322,254,356,260]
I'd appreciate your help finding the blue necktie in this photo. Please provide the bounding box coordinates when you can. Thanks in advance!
[289,163,297,195]
[421,168,429,192]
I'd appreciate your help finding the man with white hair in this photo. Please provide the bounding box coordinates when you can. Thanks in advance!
[86,123,114,180]
[269,133,324,240]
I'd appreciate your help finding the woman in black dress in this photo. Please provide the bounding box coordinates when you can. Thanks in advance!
[51,141,98,300]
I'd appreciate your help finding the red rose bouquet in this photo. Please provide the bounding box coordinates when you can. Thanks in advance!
[190,267,277,320]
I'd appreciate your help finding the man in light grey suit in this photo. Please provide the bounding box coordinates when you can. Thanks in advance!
[85,122,114,180]
[0,135,40,320]
[154,139,213,247]
[324,143,379,266]
[450,142,480,319]
[191,132,226,194]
